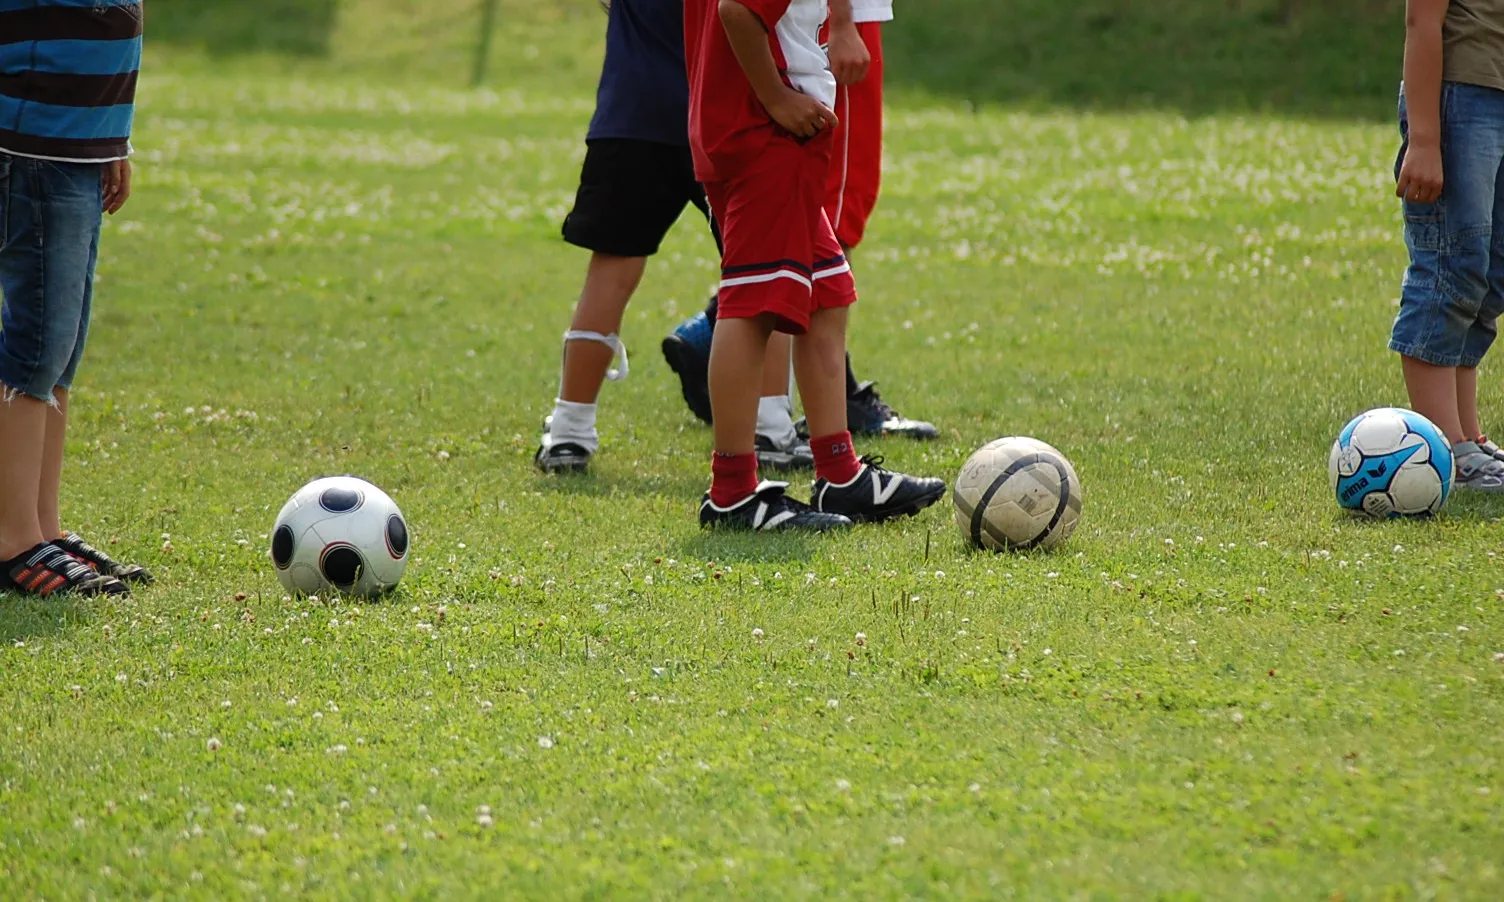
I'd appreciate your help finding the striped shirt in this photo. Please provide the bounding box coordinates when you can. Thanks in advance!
[0,0,143,162]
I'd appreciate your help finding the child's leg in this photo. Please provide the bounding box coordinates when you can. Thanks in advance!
[558,253,644,404]
[1457,365,1482,441]
[37,389,68,542]
[1401,356,1466,442]
[757,333,798,445]
[708,314,774,507]
[545,140,700,462]
[793,307,850,440]
[710,315,774,456]
[0,397,48,560]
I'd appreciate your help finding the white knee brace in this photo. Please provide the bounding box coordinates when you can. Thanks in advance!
[564,330,629,382]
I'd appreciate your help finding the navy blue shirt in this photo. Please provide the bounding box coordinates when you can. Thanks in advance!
[588,0,690,146]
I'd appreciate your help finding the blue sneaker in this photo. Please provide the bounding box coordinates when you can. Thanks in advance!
[662,311,714,424]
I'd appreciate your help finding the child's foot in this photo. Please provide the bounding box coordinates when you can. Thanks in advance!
[812,457,948,522]
[1453,441,1504,492]
[662,312,714,425]
[55,532,153,584]
[796,382,940,441]
[534,416,592,474]
[755,433,814,472]
[3,542,129,598]
[1478,435,1504,463]
[700,482,852,532]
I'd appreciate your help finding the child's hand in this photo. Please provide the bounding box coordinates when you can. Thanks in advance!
[1396,141,1443,205]
[102,159,132,215]
[828,23,870,85]
[768,89,838,139]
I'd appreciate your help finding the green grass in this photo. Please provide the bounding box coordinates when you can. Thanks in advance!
[2,2,1503,899]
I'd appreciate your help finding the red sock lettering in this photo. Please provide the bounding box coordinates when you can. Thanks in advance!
[811,431,861,485]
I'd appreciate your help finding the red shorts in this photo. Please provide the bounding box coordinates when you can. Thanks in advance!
[825,22,884,250]
[705,128,857,334]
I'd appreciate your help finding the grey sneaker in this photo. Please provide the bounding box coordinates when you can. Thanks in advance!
[1453,441,1504,492]
[1478,435,1504,462]
[755,433,814,472]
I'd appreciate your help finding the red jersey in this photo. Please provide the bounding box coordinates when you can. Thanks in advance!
[684,0,835,182]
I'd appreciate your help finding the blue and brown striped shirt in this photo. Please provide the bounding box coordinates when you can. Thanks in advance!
[0,0,142,162]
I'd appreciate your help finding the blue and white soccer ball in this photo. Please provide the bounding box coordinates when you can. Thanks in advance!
[1329,408,1454,518]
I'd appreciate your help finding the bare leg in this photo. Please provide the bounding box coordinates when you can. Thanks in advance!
[0,392,49,560]
[37,387,68,541]
[559,253,646,404]
[1401,355,1466,443]
[710,315,774,454]
[761,333,792,398]
[793,307,850,440]
[1457,365,1482,441]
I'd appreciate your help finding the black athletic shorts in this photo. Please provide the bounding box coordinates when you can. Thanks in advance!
[561,138,713,258]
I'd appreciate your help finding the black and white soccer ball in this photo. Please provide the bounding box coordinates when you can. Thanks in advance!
[270,476,409,598]
[953,437,1083,551]
[1329,407,1453,518]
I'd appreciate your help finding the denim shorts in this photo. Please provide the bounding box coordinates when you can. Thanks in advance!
[1391,82,1504,368]
[0,151,103,403]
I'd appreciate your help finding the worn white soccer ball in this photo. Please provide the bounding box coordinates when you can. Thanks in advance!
[954,437,1083,551]
[1329,407,1453,518]
[270,476,410,598]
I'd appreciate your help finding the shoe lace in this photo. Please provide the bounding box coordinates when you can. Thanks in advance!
[859,454,888,472]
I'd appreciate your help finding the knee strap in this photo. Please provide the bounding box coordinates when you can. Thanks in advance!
[564,330,629,382]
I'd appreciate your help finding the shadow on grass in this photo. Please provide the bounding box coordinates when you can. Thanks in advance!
[147,0,339,57]
[885,0,1403,121]
[0,594,88,643]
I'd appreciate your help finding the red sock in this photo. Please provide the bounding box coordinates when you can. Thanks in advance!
[811,431,862,485]
[709,452,760,508]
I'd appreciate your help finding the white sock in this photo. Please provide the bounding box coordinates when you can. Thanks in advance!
[756,395,797,447]
[548,399,599,454]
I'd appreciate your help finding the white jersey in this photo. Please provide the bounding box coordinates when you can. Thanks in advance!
[852,0,894,23]
[776,0,838,108]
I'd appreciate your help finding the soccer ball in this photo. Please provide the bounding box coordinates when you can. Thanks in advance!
[954,437,1083,551]
[1329,408,1453,518]
[270,476,410,598]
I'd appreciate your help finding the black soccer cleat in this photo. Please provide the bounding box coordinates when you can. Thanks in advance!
[812,457,947,523]
[699,481,852,532]
[55,532,153,584]
[534,415,591,474]
[662,311,714,425]
[797,381,939,440]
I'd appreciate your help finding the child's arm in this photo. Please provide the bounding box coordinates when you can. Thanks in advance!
[827,0,870,86]
[1397,0,1449,204]
[718,0,838,138]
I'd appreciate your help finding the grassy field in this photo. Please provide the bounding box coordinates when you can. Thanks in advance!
[2,2,1502,899]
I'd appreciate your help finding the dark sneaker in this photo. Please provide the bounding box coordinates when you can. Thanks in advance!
[795,382,940,440]
[662,311,714,425]
[755,433,814,472]
[534,416,591,474]
[700,481,852,532]
[812,456,947,522]
[3,542,129,598]
[55,532,153,584]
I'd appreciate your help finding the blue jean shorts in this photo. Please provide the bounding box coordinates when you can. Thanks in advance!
[0,151,103,403]
[1391,82,1504,368]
